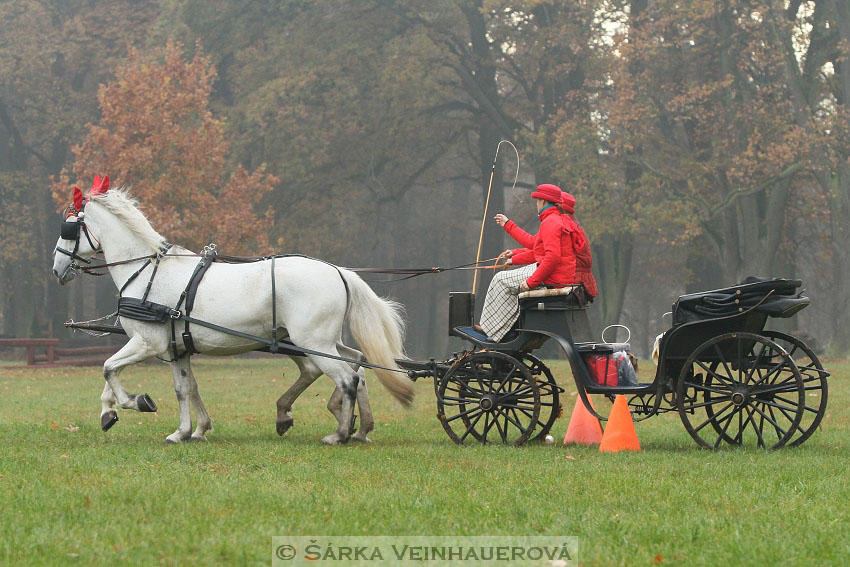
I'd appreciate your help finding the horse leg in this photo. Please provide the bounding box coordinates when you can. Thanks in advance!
[166,356,213,443]
[275,356,322,436]
[165,356,194,443]
[309,356,359,445]
[188,366,213,442]
[335,344,374,443]
[352,371,374,443]
[327,369,373,443]
[102,335,160,416]
[100,383,120,431]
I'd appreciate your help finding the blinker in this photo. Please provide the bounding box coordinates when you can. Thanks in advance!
[61,220,81,241]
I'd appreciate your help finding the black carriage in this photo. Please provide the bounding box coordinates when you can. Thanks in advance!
[401,277,829,449]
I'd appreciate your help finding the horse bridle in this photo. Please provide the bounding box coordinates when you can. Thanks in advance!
[55,208,101,266]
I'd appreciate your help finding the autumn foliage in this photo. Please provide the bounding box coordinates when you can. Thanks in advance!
[51,39,277,253]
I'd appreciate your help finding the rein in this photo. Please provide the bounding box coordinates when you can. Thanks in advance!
[78,252,506,281]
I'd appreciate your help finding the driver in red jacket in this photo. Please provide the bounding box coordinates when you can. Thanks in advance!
[477,184,577,341]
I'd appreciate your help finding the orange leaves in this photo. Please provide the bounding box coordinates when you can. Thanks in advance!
[52,39,276,254]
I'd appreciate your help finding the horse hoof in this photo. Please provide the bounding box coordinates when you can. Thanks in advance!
[136,394,157,413]
[351,434,372,443]
[321,433,350,445]
[101,410,119,432]
[276,418,294,436]
[189,434,207,442]
[164,433,187,444]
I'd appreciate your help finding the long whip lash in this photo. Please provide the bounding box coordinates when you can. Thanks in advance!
[471,140,520,296]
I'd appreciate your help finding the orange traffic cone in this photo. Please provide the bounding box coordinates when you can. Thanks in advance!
[599,395,641,452]
[563,395,603,445]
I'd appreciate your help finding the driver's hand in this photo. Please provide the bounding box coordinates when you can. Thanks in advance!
[494,214,509,227]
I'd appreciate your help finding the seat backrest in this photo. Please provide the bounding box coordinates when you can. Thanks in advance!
[671,277,803,325]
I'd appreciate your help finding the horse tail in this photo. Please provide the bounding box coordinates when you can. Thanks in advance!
[340,269,414,408]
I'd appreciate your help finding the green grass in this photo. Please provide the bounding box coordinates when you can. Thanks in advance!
[1,357,849,566]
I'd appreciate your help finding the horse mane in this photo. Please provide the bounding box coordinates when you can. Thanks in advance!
[89,188,168,252]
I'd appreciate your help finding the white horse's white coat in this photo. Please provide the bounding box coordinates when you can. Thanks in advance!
[52,189,413,444]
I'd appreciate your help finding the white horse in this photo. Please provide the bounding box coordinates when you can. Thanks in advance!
[51,181,413,444]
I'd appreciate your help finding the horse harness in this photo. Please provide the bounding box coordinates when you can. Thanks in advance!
[56,215,100,267]
[114,247,361,366]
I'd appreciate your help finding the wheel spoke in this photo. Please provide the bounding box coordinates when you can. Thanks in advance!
[751,359,788,389]
[748,403,789,440]
[440,395,480,405]
[511,405,535,418]
[498,401,538,411]
[679,394,733,412]
[755,381,801,395]
[459,411,486,443]
[696,358,735,388]
[445,406,484,423]
[502,409,525,430]
[481,413,495,440]
[732,407,746,444]
[495,365,517,394]
[744,341,769,385]
[713,406,740,448]
[494,412,507,443]
[758,398,803,417]
[512,407,532,432]
[745,406,766,448]
[693,401,734,433]
[686,380,734,396]
[765,403,784,440]
[496,384,535,402]
[711,343,735,385]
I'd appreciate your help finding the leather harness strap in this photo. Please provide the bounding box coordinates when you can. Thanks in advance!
[114,250,386,369]
[170,250,218,360]
[270,256,278,354]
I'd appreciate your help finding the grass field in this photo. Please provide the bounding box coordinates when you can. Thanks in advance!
[1,356,849,566]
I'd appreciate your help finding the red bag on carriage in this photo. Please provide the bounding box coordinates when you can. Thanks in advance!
[584,354,618,386]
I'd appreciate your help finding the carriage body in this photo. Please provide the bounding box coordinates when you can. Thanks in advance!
[423,277,828,448]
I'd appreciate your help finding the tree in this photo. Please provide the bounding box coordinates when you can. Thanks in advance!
[0,0,159,336]
[51,39,277,253]
[769,0,850,351]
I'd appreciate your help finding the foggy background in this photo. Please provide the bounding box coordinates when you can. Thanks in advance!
[1,0,848,360]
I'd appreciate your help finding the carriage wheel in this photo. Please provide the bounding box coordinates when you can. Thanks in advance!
[676,332,804,449]
[761,331,828,447]
[436,351,540,446]
[518,353,563,441]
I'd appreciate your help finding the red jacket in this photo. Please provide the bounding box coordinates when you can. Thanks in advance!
[504,206,576,288]
[563,214,598,297]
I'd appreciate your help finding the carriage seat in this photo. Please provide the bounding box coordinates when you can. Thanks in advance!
[671,277,808,325]
[518,285,586,311]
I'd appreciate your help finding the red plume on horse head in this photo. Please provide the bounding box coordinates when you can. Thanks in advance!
[90,174,110,196]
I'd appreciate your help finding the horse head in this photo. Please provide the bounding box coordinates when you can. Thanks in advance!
[52,176,108,284]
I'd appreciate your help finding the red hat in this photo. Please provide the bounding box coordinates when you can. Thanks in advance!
[531,183,562,203]
[560,192,576,213]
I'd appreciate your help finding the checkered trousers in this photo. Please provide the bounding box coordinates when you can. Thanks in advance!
[479,264,536,341]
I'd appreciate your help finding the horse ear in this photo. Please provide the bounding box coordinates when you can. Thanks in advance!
[90,174,110,195]
[73,186,83,211]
